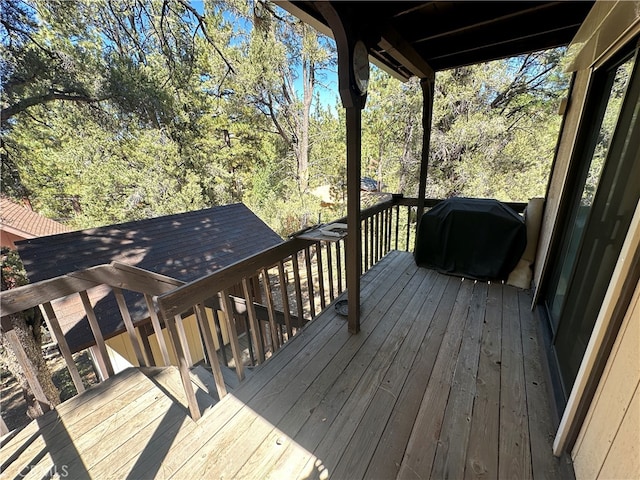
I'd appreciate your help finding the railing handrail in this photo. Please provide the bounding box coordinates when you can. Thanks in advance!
[0,262,182,321]
[155,197,401,319]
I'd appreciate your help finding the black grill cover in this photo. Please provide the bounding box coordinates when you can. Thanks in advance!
[414,198,526,281]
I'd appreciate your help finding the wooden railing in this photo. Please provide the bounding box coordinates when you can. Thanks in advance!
[0,195,527,422]
[0,262,184,413]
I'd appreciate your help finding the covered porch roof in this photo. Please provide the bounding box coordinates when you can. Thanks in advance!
[276,1,595,334]
[279,1,594,77]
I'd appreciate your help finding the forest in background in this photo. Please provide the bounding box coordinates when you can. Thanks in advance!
[1,0,569,236]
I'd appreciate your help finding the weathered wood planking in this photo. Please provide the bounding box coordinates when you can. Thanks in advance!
[364,272,457,479]
[430,281,488,479]
[170,252,418,479]
[498,285,533,479]
[1,252,571,480]
[519,290,574,479]
[397,278,475,479]
[464,282,503,480]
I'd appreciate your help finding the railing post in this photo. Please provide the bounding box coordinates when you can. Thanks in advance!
[260,269,280,352]
[144,294,171,366]
[219,289,245,381]
[113,287,147,367]
[79,290,114,378]
[194,303,227,400]
[3,329,51,413]
[162,311,200,420]
[242,277,265,363]
[41,302,85,394]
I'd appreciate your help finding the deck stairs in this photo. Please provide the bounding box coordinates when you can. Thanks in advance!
[0,364,252,478]
[139,364,252,415]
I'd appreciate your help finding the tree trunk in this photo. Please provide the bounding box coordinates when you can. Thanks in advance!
[0,311,60,420]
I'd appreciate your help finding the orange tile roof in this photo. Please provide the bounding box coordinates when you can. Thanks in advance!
[0,197,71,239]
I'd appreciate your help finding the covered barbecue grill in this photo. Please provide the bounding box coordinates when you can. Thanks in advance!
[414,197,526,281]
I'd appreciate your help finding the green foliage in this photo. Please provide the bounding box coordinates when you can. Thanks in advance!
[1,247,29,290]
[2,0,568,237]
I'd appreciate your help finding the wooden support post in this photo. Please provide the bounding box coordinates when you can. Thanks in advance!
[242,277,265,363]
[346,105,362,334]
[415,77,435,241]
[219,289,245,381]
[162,311,200,421]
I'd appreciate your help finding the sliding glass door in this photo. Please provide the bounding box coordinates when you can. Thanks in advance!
[544,46,640,399]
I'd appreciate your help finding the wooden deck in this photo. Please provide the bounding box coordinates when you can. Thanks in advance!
[0,251,573,479]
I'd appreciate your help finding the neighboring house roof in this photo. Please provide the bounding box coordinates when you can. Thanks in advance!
[16,203,283,352]
[0,197,70,247]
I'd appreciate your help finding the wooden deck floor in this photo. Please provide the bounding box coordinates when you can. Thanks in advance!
[1,251,573,479]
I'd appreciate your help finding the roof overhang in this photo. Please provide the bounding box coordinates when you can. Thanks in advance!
[276,1,595,79]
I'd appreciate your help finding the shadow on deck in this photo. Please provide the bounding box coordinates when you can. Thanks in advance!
[0,251,574,479]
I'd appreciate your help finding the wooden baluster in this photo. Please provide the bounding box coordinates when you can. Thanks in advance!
[304,247,315,318]
[242,277,265,364]
[174,314,193,367]
[326,241,335,301]
[79,290,114,378]
[243,315,255,365]
[336,240,343,294]
[144,294,171,366]
[315,243,326,310]
[385,208,391,254]
[211,308,229,367]
[377,212,381,260]
[194,303,227,399]
[406,206,412,252]
[112,287,147,367]
[41,302,85,394]
[369,216,375,269]
[260,269,280,351]
[219,289,245,381]
[277,261,293,338]
[395,204,400,250]
[4,329,51,413]
[363,216,369,272]
[292,253,304,328]
[162,311,200,420]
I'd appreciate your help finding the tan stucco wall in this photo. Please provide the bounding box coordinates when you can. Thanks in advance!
[571,279,640,479]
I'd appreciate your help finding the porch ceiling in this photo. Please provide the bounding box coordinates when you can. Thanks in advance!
[280,1,595,77]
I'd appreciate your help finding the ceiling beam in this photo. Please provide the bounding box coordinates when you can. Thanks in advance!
[378,27,435,80]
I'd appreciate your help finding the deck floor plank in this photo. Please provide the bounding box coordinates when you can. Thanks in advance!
[499,285,533,479]
[397,278,475,479]
[172,254,421,479]
[518,290,575,479]
[431,281,488,480]
[464,282,503,480]
[364,272,460,479]
[1,252,572,480]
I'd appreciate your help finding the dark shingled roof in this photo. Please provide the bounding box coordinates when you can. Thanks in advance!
[16,204,282,352]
